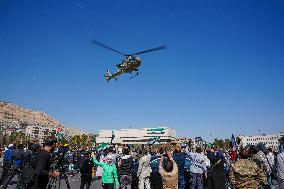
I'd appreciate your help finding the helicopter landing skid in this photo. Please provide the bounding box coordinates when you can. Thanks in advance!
[130,71,141,79]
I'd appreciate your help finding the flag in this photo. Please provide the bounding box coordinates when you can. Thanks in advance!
[56,127,62,133]
[147,136,160,145]
[96,142,109,150]
[110,130,115,144]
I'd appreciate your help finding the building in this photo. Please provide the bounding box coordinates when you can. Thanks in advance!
[25,125,56,144]
[96,127,176,145]
[176,137,192,145]
[239,132,284,150]
[64,127,87,140]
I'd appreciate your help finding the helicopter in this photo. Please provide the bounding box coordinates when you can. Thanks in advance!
[91,40,166,81]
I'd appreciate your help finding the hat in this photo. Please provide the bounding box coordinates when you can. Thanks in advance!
[8,144,13,148]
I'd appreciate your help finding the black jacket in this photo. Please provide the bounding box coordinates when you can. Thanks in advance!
[80,157,94,181]
[31,149,51,189]
[119,155,133,176]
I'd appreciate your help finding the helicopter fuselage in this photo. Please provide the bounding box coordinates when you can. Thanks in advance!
[91,39,166,81]
[119,56,142,73]
[105,56,142,81]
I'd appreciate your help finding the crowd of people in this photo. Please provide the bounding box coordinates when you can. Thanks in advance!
[0,136,283,189]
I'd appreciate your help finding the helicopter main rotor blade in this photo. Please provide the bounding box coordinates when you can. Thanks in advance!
[131,45,166,56]
[91,40,127,56]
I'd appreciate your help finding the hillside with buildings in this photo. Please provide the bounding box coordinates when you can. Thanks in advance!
[0,101,63,129]
[0,101,86,144]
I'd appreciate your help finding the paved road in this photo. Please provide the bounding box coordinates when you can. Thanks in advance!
[2,173,103,189]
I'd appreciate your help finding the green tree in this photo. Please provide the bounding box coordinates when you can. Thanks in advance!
[69,134,91,149]
[213,138,230,149]
[8,132,30,146]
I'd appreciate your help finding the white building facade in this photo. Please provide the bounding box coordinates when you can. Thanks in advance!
[25,125,56,144]
[239,132,284,150]
[96,127,176,144]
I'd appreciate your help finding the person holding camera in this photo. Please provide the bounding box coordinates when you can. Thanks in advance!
[159,151,178,189]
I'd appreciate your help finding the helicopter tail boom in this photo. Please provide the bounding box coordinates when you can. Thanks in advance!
[105,69,123,82]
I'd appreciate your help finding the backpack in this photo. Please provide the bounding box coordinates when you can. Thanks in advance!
[20,152,39,188]
[119,156,133,176]
[80,157,94,174]
[14,159,23,169]
[3,148,13,161]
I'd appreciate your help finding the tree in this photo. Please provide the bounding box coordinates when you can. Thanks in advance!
[69,135,81,149]
[213,138,230,149]
[8,132,30,146]
[69,134,91,150]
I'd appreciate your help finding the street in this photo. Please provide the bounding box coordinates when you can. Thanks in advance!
[0,172,103,189]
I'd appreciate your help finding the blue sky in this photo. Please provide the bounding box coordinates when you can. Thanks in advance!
[1,0,284,141]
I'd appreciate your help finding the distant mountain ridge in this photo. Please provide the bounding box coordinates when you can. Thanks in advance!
[0,101,64,129]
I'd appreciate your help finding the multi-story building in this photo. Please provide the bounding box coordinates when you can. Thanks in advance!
[25,125,56,144]
[239,132,284,150]
[176,137,192,145]
[96,127,176,145]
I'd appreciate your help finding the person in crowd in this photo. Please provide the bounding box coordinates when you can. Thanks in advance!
[137,149,152,189]
[207,149,215,162]
[1,144,25,189]
[188,147,207,189]
[0,144,14,185]
[231,148,237,162]
[266,147,276,189]
[96,151,105,179]
[230,147,268,189]
[17,143,41,189]
[80,151,94,189]
[250,145,264,169]
[256,143,276,189]
[30,137,60,189]
[159,151,178,189]
[54,144,71,189]
[207,149,226,189]
[108,147,118,166]
[277,140,284,189]
[173,145,186,189]
[257,144,270,170]
[93,154,119,189]
[203,150,211,169]
[118,148,133,189]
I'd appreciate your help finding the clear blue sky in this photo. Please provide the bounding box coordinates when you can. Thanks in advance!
[1,0,284,141]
